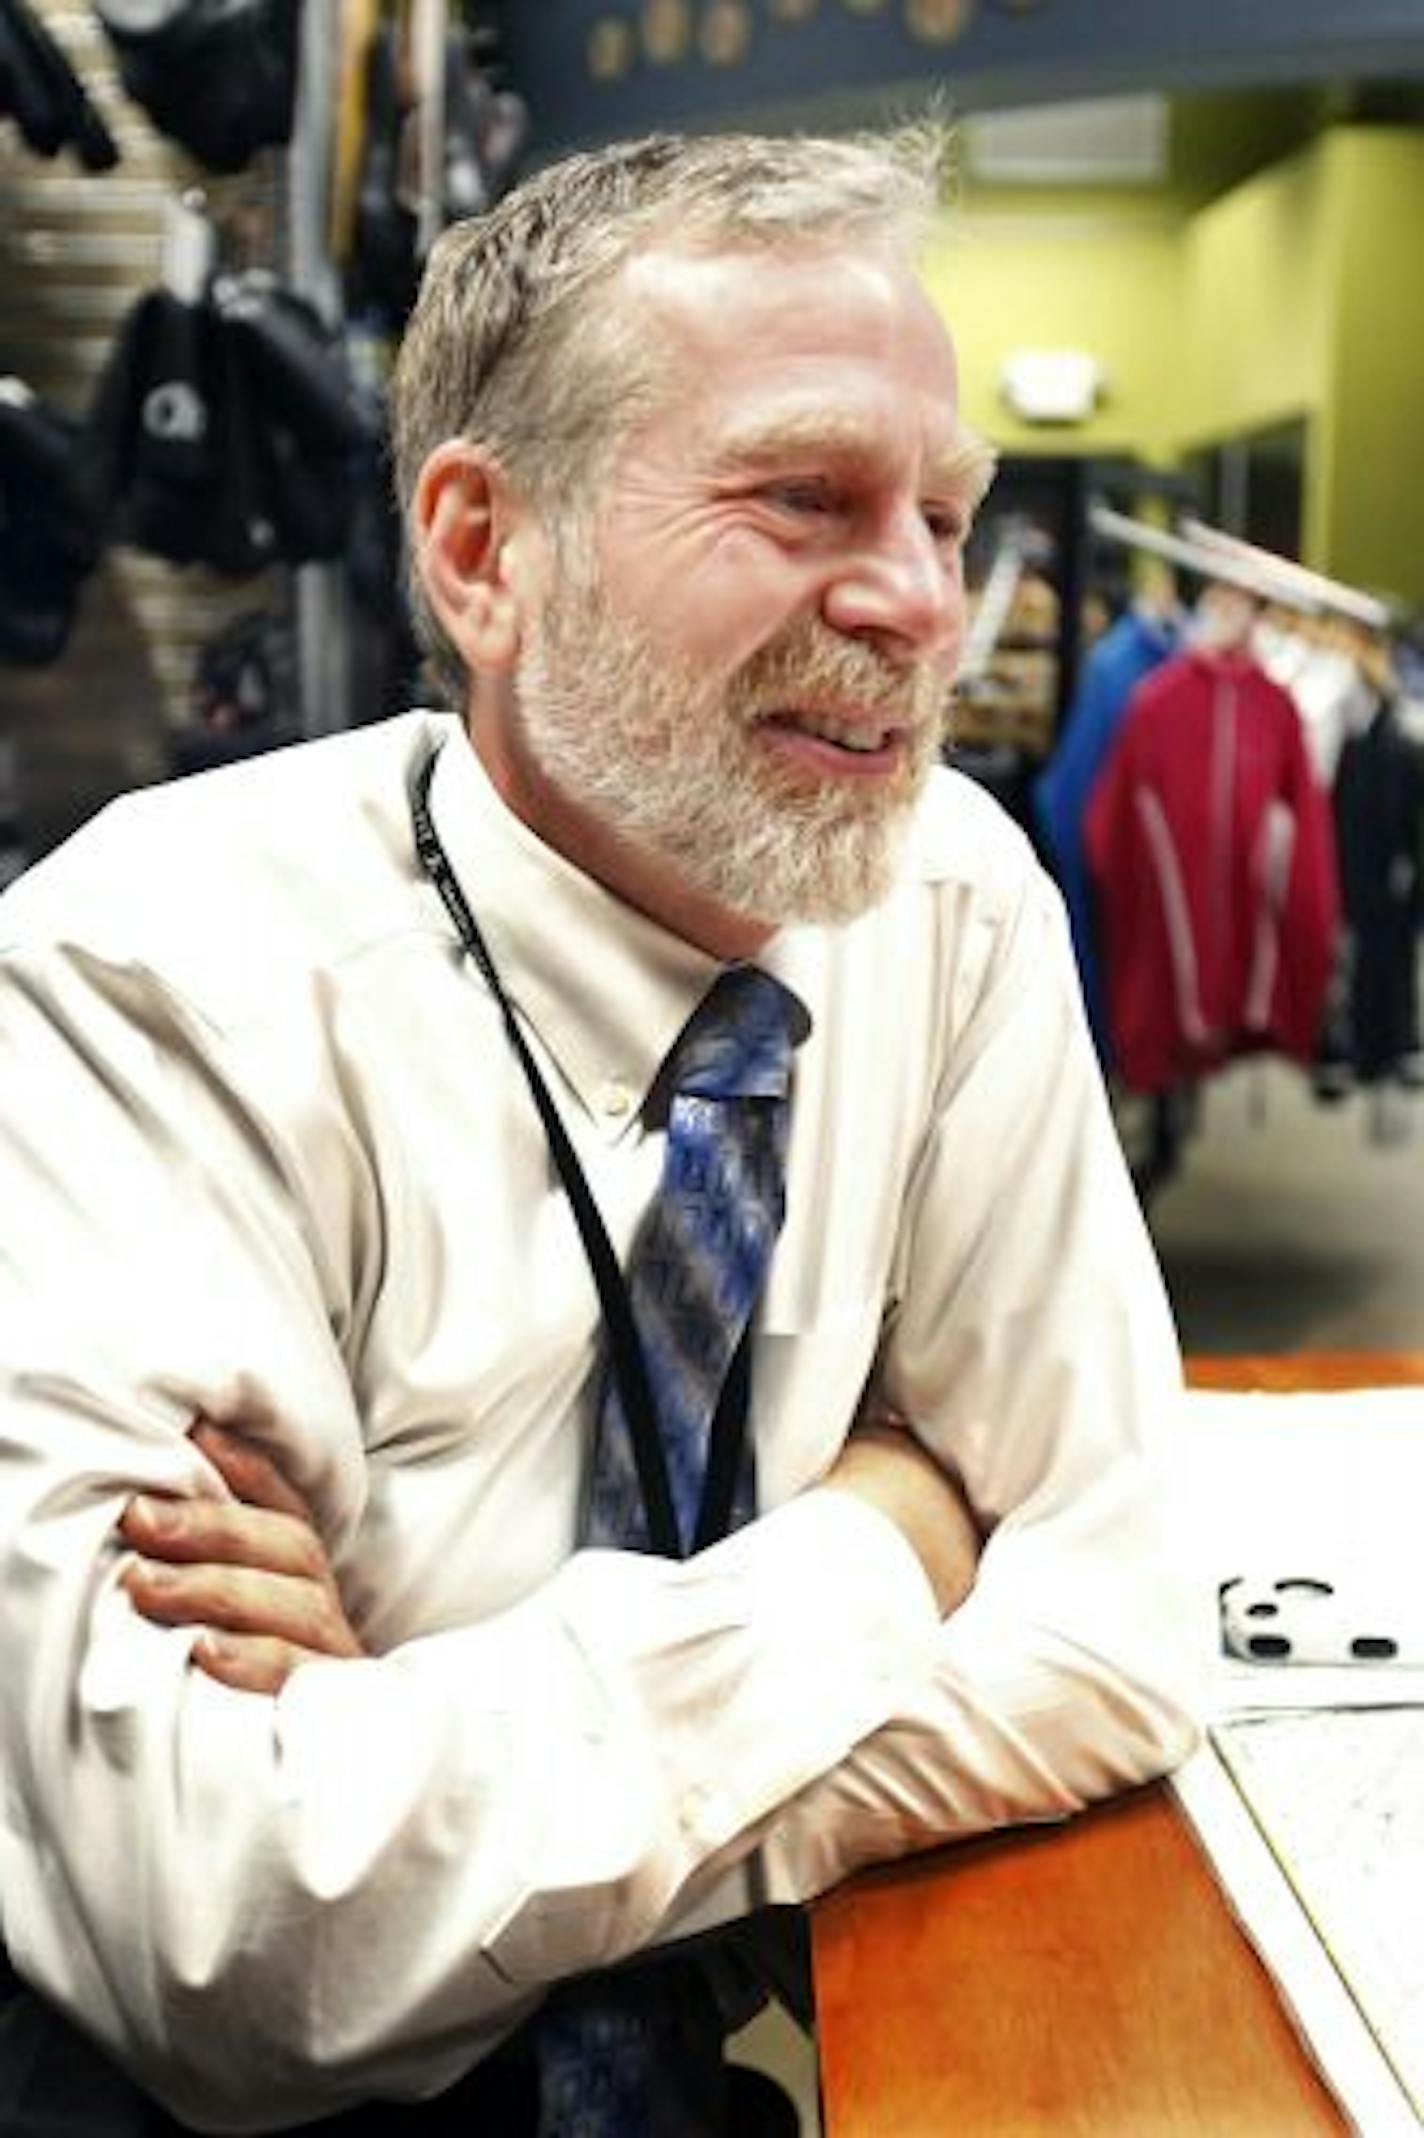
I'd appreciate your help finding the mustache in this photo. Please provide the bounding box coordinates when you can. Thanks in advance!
[730,616,942,724]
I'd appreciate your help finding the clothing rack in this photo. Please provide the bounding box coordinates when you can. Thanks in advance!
[1086,502,1393,632]
[960,512,1059,686]
[286,0,353,737]
[410,0,450,260]
[1177,518,1392,633]
[960,515,1034,684]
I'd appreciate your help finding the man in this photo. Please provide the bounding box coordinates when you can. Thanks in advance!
[0,129,1198,2135]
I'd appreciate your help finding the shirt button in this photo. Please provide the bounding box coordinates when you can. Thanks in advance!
[599,1079,634,1120]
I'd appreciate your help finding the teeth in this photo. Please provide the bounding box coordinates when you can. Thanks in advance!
[797,713,888,751]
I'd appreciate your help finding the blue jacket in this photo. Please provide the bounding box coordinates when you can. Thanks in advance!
[1035,608,1178,1059]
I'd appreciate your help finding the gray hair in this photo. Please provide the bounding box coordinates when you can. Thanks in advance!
[390,126,951,698]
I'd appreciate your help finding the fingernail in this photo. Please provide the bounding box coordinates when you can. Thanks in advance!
[197,1630,237,1661]
[127,1494,177,1534]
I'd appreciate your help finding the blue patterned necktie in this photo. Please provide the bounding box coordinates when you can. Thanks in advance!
[584,963,802,1557]
[537,964,804,2137]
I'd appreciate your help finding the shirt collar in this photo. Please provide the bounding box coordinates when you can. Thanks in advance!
[424,720,817,1135]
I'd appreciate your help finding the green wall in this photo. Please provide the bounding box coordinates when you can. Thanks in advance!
[1318,129,1424,604]
[1174,136,1336,564]
[923,204,1181,465]
[1175,142,1334,450]
[935,122,1424,606]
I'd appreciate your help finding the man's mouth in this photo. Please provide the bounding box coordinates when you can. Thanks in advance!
[758,707,909,758]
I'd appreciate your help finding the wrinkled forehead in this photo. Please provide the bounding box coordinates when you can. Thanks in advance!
[609,239,983,494]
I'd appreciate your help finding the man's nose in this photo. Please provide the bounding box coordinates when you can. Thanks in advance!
[821,508,963,662]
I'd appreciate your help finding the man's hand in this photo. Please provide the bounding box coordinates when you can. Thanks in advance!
[820,1411,982,1618]
[118,1401,979,1698]
[119,1418,365,1693]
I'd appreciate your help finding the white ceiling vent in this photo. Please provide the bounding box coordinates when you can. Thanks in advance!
[966,94,1169,186]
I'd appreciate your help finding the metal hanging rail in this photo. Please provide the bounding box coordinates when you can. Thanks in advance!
[1087,502,1394,632]
[960,516,1032,684]
[1177,517,1393,632]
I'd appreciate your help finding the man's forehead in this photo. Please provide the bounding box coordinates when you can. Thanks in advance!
[613,241,987,494]
[619,236,928,339]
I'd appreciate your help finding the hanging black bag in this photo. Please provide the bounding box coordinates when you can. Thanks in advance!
[92,0,299,174]
[0,381,104,664]
[0,0,118,168]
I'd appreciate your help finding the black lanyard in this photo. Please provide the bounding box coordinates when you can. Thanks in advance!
[410,743,752,1559]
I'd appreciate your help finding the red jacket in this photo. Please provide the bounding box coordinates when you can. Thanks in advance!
[1084,647,1340,1092]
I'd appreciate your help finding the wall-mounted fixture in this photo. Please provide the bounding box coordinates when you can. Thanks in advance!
[1000,348,1103,423]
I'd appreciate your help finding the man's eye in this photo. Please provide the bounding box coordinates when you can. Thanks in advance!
[924,505,968,547]
[764,480,837,516]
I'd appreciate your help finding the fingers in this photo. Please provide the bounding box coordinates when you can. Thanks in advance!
[121,1554,363,1660]
[116,1417,367,1682]
[190,1416,314,1524]
[119,1489,327,1581]
[193,1629,334,1696]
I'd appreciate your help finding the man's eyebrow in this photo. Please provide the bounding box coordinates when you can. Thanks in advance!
[931,426,997,509]
[713,409,884,471]
[713,410,997,506]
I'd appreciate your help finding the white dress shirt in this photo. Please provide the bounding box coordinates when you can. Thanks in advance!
[0,712,1198,2130]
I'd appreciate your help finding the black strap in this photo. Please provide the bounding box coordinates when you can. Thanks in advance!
[410,744,752,1559]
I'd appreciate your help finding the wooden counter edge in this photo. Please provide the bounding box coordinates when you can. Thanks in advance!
[811,1353,1424,2133]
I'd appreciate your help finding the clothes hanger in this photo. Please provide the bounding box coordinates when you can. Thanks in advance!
[1190,579,1262,655]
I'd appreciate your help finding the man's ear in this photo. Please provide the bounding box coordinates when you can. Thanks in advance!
[411,441,540,673]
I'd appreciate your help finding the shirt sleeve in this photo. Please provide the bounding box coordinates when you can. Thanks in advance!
[757,848,1203,1905]
[0,941,942,2130]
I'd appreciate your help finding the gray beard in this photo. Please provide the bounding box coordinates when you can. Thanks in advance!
[516,575,946,931]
